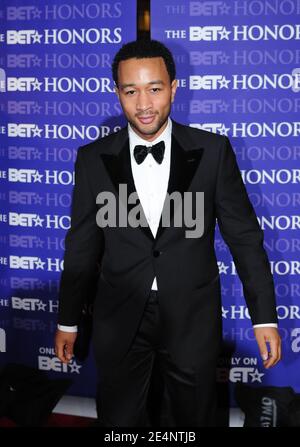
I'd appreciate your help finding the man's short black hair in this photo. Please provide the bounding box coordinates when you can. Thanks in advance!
[112,39,176,86]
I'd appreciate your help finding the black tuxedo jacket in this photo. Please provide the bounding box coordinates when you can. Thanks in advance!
[58,120,278,370]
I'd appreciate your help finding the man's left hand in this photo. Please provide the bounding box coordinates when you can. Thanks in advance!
[254,327,281,369]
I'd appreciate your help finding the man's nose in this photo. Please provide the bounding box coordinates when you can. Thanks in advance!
[136,92,152,112]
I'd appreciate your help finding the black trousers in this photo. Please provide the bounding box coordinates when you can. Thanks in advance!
[95,289,217,427]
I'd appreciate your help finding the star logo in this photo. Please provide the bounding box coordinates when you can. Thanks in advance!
[32,149,42,160]
[219,27,231,40]
[34,238,44,248]
[219,53,230,64]
[35,258,45,269]
[32,31,42,44]
[218,262,229,274]
[32,170,43,182]
[249,369,264,383]
[69,360,82,374]
[36,280,45,290]
[219,3,231,15]
[32,8,42,19]
[32,126,43,137]
[215,239,227,251]
[222,307,229,318]
[218,101,230,113]
[37,300,47,311]
[38,321,47,331]
[33,194,43,204]
[32,103,42,114]
[221,286,228,296]
[32,79,43,91]
[33,215,44,226]
[32,56,42,67]
[218,124,230,136]
[218,76,231,89]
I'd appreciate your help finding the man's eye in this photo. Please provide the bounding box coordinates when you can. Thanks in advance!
[125,90,135,95]
[151,88,161,93]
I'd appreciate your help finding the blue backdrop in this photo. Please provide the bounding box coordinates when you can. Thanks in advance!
[0,0,136,397]
[151,0,300,402]
[0,0,300,405]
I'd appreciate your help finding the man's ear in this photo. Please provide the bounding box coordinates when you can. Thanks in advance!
[114,85,120,99]
[171,79,178,103]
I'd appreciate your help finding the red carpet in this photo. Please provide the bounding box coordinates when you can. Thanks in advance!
[0,414,96,427]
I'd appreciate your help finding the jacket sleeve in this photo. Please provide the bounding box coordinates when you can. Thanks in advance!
[215,136,278,325]
[58,147,104,325]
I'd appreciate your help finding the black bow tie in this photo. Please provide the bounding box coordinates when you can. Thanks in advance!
[133,141,165,165]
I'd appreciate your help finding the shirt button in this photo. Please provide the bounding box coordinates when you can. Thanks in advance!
[153,250,161,257]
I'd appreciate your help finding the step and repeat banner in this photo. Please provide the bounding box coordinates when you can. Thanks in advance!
[0,0,299,406]
[0,0,136,397]
[152,0,300,403]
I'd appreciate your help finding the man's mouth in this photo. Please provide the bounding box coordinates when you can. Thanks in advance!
[137,115,156,125]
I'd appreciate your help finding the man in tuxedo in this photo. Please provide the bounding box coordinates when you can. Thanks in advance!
[55,40,281,426]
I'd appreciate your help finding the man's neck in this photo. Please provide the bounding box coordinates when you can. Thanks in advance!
[128,117,172,145]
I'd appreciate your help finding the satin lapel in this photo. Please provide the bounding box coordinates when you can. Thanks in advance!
[155,136,204,241]
[100,138,154,241]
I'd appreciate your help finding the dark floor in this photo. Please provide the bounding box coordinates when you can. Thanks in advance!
[0,413,96,427]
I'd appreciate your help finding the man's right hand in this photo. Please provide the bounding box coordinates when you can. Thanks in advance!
[55,329,78,364]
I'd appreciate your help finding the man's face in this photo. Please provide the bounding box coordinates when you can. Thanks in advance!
[115,57,177,141]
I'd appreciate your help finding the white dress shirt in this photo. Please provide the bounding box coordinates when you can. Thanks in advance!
[58,118,277,331]
[128,117,172,290]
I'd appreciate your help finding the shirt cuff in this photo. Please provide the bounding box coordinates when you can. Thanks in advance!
[57,324,78,333]
[252,323,278,328]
